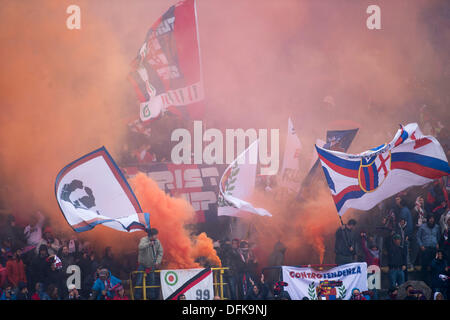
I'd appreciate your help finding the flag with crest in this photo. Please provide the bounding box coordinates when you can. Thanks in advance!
[316,123,450,216]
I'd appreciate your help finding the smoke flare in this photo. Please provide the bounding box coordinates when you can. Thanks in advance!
[131,173,221,269]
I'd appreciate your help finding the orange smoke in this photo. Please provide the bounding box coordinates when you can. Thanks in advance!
[131,173,221,269]
[247,183,340,268]
[0,1,131,232]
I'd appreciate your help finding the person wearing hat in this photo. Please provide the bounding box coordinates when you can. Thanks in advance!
[387,233,407,289]
[135,228,163,300]
[90,267,121,300]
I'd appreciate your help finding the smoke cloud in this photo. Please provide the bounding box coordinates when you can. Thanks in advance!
[0,0,448,269]
[131,173,221,268]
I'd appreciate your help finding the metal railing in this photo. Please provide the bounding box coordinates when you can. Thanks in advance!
[129,267,230,300]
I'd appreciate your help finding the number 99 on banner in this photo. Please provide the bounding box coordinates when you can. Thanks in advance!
[195,289,211,300]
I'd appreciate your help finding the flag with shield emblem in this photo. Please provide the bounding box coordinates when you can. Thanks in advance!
[316,123,450,216]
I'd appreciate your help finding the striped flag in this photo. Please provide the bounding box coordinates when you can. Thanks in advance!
[296,128,358,202]
[160,268,213,300]
[55,147,150,233]
[316,123,450,216]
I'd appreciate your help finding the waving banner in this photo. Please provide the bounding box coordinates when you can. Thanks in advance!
[296,128,358,201]
[128,0,204,121]
[282,263,368,300]
[55,147,150,233]
[218,140,272,217]
[161,268,213,300]
[316,123,450,216]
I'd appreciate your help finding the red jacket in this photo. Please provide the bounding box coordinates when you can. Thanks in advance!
[360,237,380,267]
[6,259,27,287]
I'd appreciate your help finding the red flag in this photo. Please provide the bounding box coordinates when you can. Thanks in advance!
[128,0,204,122]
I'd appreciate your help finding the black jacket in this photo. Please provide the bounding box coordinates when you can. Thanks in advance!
[387,243,406,268]
[335,227,355,257]
[245,283,269,300]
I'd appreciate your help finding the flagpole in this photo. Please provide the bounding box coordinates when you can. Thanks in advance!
[193,0,203,86]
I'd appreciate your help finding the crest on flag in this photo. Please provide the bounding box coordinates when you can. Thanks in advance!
[160,268,213,300]
[357,150,391,193]
[218,140,272,217]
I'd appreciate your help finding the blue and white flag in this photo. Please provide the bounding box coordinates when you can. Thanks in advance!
[316,123,450,216]
[55,147,150,232]
[296,128,358,201]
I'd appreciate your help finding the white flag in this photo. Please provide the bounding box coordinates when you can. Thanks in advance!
[218,140,272,217]
[280,117,302,193]
[282,263,368,300]
[55,147,150,232]
[161,268,213,300]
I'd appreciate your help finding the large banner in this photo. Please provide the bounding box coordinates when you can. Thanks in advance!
[316,123,450,216]
[128,0,204,121]
[55,147,150,233]
[282,263,368,300]
[122,163,226,223]
[160,268,213,300]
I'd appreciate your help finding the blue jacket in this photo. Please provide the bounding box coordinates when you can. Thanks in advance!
[0,291,16,300]
[417,223,440,248]
[92,271,121,300]
[399,207,413,235]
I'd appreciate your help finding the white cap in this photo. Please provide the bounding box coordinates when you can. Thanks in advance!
[68,284,76,291]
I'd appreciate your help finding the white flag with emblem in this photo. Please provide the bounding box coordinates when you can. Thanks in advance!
[160,268,213,300]
[217,140,272,217]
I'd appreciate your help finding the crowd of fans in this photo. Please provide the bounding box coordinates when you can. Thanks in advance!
[0,176,448,300]
[333,177,449,300]
[0,210,131,300]
[0,108,448,300]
